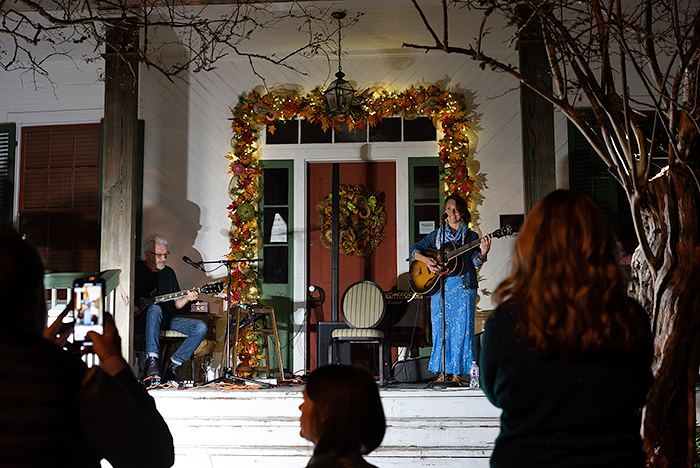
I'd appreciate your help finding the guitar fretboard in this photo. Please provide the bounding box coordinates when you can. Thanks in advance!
[444,226,512,261]
[141,288,200,308]
[445,238,482,261]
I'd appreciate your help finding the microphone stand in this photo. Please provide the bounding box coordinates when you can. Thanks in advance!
[430,215,460,388]
[195,258,271,388]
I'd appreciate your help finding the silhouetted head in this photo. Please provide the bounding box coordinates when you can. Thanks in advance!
[301,364,385,457]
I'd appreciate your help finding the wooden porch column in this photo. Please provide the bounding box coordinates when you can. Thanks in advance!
[101,21,139,365]
[518,6,556,214]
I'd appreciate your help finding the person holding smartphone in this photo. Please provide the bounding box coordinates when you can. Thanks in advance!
[0,225,174,468]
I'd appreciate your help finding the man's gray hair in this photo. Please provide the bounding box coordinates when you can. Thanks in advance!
[142,234,169,260]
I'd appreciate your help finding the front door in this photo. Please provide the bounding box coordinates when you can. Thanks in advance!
[307,161,397,369]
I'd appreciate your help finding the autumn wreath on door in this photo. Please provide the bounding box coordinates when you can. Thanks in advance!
[316,184,387,257]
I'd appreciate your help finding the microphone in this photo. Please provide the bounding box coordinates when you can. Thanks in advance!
[441,212,449,221]
[182,256,205,272]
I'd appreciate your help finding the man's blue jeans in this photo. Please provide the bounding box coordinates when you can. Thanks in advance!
[145,304,207,366]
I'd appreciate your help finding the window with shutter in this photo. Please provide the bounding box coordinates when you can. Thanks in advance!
[568,110,637,250]
[19,124,101,273]
[0,123,16,225]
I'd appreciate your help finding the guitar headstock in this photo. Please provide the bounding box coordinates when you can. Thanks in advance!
[493,225,517,239]
[200,282,224,295]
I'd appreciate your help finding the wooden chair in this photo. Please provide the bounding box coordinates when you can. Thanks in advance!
[328,281,389,385]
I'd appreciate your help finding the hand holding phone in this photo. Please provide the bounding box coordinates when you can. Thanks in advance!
[85,312,121,362]
[73,276,105,345]
[44,300,74,346]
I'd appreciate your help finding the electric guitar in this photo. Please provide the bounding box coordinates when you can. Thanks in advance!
[409,225,515,296]
[139,282,224,309]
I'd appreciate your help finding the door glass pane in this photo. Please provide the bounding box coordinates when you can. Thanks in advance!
[301,120,332,143]
[414,205,440,243]
[263,168,289,206]
[369,117,401,142]
[263,246,288,284]
[266,120,298,145]
[404,117,436,141]
[335,122,367,142]
[262,207,288,244]
[413,165,440,203]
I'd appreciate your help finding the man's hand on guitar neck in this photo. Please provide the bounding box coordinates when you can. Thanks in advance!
[174,289,199,310]
[414,251,442,273]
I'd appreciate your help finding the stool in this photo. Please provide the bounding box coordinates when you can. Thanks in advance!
[135,330,196,383]
[232,305,285,379]
[159,330,196,383]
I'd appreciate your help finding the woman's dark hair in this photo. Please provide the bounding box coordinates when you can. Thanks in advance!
[306,364,385,457]
[492,190,642,357]
[494,190,642,357]
[444,193,471,225]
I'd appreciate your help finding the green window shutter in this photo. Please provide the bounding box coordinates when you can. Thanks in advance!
[0,123,17,225]
[567,110,624,239]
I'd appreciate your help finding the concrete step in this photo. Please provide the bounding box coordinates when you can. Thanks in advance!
[151,386,501,468]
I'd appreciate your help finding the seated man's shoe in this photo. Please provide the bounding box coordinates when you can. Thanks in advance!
[143,356,162,386]
[163,360,182,385]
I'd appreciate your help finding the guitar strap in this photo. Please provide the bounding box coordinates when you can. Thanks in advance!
[435,224,468,249]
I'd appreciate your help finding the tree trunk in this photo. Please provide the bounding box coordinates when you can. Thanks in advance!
[632,165,700,467]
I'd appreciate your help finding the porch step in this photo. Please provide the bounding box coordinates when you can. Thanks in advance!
[152,386,501,468]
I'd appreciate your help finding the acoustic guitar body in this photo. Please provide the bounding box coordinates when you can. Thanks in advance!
[408,225,516,296]
[409,242,464,296]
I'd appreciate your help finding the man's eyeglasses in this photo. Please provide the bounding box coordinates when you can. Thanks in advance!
[150,251,169,259]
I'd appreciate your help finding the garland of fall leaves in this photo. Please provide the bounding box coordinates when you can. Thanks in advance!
[227,84,485,375]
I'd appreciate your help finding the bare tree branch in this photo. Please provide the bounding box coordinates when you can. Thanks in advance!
[1,0,359,87]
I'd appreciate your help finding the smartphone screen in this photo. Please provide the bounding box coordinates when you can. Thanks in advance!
[73,278,104,343]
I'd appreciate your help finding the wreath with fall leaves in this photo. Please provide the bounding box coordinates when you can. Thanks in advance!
[316,185,387,257]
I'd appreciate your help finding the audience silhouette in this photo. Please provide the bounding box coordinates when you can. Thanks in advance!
[481,190,653,468]
[300,365,386,468]
[0,225,174,467]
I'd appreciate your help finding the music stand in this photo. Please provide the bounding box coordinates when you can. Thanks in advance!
[190,258,271,388]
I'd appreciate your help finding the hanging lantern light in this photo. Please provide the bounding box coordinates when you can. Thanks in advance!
[325,11,354,113]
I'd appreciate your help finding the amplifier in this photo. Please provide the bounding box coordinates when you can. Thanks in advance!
[392,356,435,383]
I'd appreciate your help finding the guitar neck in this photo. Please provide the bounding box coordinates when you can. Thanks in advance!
[445,237,482,261]
[142,287,199,308]
[444,227,508,261]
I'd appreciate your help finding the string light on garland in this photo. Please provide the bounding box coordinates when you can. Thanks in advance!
[227,83,486,306]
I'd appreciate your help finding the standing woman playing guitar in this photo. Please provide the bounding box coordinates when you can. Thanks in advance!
[409,193,491,384]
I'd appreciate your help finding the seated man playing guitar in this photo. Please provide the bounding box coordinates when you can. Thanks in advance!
[135,233,206,386]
